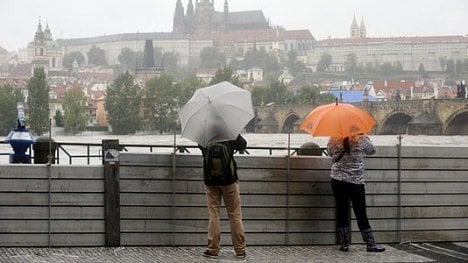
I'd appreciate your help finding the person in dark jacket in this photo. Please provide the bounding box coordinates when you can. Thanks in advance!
[198,134,247,259]
[327,134,385,252]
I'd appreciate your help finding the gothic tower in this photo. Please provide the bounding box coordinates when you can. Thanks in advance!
[195,0,215,33]
[185,0,196,35]
[359,17,367,38]
[223,0,229,30]
[350,15,359,39]
[173,0,185,34]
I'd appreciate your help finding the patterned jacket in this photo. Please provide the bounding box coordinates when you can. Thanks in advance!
[327,135,375,184]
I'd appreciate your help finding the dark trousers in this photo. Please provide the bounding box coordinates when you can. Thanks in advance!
[331,178,371,230]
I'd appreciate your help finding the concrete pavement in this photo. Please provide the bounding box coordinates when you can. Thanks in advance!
[2,243,467,263]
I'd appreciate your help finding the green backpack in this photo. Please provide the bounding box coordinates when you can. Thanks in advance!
[204,142,235,185]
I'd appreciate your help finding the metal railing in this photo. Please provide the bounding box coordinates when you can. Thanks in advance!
[0,141,328,165]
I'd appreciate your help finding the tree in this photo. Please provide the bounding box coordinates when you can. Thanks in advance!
[418,63,427,79]
[296,85,321,105]
[175,76,204,106]
[316,53,332,72]
[0,85,23,135]
[344,53,358,77]
[455,59,463,75]
[54,110,64,127]
[286,50,307,75]
[200,47,226,69]
[143,74,179,134]
[105,71,142,134]
[87,45,107,66]
[62,51,85,71]
[27,67,49,135]
[251,85,268,107]
[118,48,142,72]
[63,87,87,135]
[209,67,240,86]
[446,59,455,77]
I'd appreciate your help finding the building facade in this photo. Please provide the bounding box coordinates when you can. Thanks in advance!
[308,17,468,72]
[173,0,270,36]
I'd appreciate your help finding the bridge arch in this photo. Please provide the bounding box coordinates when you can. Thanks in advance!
[444,109,468,135]
[281,112,301,133]
[378,111,413,135]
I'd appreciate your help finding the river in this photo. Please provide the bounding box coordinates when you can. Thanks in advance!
[1,132,468,164]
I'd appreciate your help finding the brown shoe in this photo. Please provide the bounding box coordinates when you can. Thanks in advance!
[203,250,218,258]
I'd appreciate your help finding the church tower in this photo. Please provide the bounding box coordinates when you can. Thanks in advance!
[350,15,359,39]
[359,17,367,38]
[31,20,49,75]
[195,0,215,34]
[173,0,185,34]
[223,0,229,30]
[185,0,196,35]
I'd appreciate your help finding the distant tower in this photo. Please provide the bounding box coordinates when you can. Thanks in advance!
[196,0,215,33]
[31,19,49,75]
[135,40,162,85]
[173,0,185,34]
[350,15,359,39]
[359,17,367,38]
[185,0,196,35]
[223,0,229,29]
[44,23,52,41]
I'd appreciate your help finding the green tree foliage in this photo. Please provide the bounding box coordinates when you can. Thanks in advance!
[63,87,87,135]
[209,67,240,86]
[143,74,179,133]
[455,59,463,75]
[235,48,281,73]
[118,48,143,72]
[54,110,64,127]
[175,76,204,106]
[316,53,332,72]
[0,85,23,135]
[251,85,268,106]
[105,71,142,134]
[200,47,226,69]
[27,67,49,135]
[62,51,85,71]
[87,46,107,66]
[286,51,307,75]
[344,53,358,77]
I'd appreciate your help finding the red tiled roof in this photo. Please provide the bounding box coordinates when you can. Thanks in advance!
[373,80,415,92]
[284,30,315,40]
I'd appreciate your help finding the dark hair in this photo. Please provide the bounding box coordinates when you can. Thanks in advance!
[343,137,350,153]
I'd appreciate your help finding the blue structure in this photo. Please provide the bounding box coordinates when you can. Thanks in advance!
[327,90,376,103]
[5,103,35,163]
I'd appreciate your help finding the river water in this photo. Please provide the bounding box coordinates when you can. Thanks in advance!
[2,132,468,164]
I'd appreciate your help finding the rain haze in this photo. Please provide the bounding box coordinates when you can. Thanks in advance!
[0,0,467,51]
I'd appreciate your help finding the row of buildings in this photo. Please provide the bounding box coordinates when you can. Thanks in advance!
[2,0,467,75]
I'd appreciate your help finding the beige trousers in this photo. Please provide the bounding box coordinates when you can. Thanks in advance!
[205,181,246,255]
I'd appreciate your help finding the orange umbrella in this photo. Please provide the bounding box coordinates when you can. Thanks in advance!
[299,100,376,138]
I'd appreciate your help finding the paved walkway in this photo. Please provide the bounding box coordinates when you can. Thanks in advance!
[0,244,454,263]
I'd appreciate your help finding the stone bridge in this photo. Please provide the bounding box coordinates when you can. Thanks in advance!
[250,99,468,135]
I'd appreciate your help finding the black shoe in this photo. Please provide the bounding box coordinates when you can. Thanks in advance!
[367,244,385,252]
[235,252,246,259]
[203,250,218,258]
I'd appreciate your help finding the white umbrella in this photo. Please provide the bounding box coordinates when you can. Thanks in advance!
[178,81,254,147]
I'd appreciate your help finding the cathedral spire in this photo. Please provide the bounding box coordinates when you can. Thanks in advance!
[224,0,229,14]
[359,17,366,38]
[173,0,185,34]
[350,15,359,39]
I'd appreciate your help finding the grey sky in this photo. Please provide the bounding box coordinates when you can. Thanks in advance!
[0,0,466,51]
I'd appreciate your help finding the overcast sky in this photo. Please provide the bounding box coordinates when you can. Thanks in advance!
[0,0,466,51]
